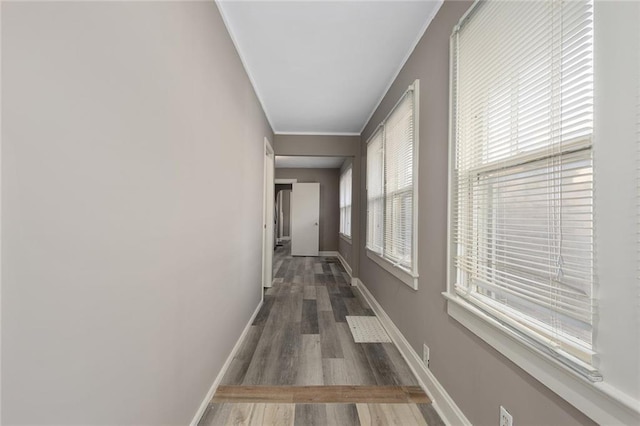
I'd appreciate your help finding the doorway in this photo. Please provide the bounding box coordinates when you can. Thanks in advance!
[273,155,349,262]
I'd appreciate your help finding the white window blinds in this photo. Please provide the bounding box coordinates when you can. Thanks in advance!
[451,0,596,374]
[340,166,352,237]
[384,92,415,267]
[366,81,418,278]
[367,128,384,255]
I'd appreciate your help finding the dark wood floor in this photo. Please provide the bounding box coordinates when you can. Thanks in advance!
[199,242,444,425]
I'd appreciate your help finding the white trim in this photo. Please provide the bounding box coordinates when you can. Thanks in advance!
[190,300,264,426]
[274,131,360,136]
[444,294,640,425]
[319,251,339,257]
[336,251,353,279]
[354,279,471,426]
[410,79,420,282]
[275,178,297,184]
[262,138,275,289]
[281,236,291,241]
[366,249,418,290]
[359,0,443,135]
[215,2,275,133]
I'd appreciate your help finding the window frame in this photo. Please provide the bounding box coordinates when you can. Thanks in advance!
[444,2,640,425]
[339,165,352,240]
[366,80,420,290]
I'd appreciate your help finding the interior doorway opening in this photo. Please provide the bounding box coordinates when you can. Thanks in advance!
[272,155,351,277]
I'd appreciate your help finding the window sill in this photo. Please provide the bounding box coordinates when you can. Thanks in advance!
[366,249,418,290]
[339,233,352,243]
[443,292,640,425]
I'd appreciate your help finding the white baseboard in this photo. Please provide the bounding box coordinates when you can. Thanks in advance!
[336,251,353,279]
[319,251,339,257]
[355,279,471,426]
[190,300,264,426]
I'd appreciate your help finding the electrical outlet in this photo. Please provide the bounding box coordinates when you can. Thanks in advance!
[422,343,430,368]
[500,406,513,426]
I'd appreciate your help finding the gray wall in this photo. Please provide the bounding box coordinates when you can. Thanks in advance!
[275,134,359,157]
[275,168,340,252]
[357,1,596,425]
[2,2,273,424]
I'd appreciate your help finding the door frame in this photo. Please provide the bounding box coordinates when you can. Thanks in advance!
[262,138,275,290]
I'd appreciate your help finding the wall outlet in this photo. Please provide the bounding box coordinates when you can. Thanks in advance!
[422,343,430,368]
[500,406,513,426]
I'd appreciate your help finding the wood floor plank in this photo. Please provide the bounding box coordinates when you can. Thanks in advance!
[275,259,289,278]
[263,403,295,426]
[235,326,262,360]
[326,404,361,426]
[329,292,349,322]
[384,403,428,426]
[303,285,316,300]
[272,322,301,385]
[315,286,332,311]
[322,358,348,385]
[290,290,303,323]
[294,404,327,426]
[329,263,344,279]
[355,404,372,426]
[319,311,344,358]
[212,385,429,404]
[243,294,297,384]
[220,326,266,385]
[198,403,232,426]
[324,273,337,285]
[226,403,254,425]
[301,300,319,334]
[407,404,431,426]
[295,335,323,385]
[336,323,377,385]
[248,403,266,425]
[362,343,402,386]
[364,404,388,426]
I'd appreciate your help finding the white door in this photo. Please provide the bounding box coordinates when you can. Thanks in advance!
[262,141,275,288]
[291,182,320,256]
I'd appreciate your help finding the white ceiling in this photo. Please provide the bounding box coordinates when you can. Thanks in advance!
[217,0,442,135]
[275,156,346,169]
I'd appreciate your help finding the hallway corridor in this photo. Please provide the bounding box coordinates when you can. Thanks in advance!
[198,244,443,425]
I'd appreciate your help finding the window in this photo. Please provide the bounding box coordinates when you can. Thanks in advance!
[447,1,640,424]
[450,0,596,375]
[340,166,352,238]
[366,81,419,289]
